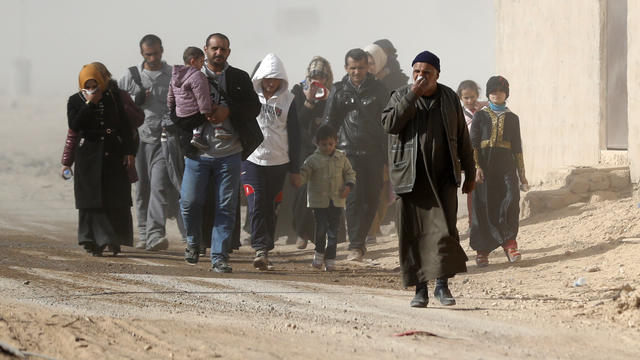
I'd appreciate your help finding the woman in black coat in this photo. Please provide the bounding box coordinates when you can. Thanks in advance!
[67,64,136,256]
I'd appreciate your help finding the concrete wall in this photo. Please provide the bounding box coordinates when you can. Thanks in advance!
[628,1,640,182]
[495,0,604,184]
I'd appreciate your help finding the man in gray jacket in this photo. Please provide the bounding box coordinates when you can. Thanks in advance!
[381,51,475,308]
[119,34,186,251]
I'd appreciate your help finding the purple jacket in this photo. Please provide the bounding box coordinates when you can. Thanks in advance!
[167,65,212,117]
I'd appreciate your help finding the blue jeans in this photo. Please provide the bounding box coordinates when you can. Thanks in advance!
[180,153,241,264]
[312,201,342,260]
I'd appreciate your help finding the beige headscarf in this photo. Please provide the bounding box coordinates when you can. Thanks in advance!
[305,56,333,86]
[364,44,388,76]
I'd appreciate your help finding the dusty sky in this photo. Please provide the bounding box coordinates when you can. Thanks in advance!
[0,0,494,97]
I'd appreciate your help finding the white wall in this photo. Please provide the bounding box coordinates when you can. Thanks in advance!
[495,0,603,184]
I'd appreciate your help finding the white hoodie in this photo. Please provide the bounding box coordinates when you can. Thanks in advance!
[248,53,295,166]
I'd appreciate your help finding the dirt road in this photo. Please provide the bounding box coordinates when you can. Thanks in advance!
[1,99,639,359]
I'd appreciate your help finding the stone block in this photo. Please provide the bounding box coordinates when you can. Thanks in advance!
[567,176,590,194]
[589,191,618,203]
[545,188,582,209]
[588,173,610,191]
[609,169,631,189]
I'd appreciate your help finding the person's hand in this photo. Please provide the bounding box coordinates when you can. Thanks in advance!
[85,90,103,104]
[303,82,319,102]
[520,177,530,192]
[61,166,73,179]
[462,178,475,194]
[475,168,485,184]
[209,104,229,124]
[340,185,351,199]
[123,155,135,170]
[290,173,302,188]
[411,76,429,97]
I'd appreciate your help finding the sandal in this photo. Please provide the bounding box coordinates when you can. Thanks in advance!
[476,253,489,267]
[504,248,521,263]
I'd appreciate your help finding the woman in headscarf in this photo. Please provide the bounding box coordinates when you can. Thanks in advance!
[66,63,137,256]
[290,56,334,249]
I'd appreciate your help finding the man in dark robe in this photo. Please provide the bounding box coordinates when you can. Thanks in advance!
[381,51,475,308]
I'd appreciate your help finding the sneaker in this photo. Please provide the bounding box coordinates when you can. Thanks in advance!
[346,248,364,261]
[211,260,232,273]
[296,237,308,249]
[146,237,169,251]
[190,134,209,150]
[134,240,146,249]
[214,127,232,140]
[267,260,275,271]
[199,247,207,257]
[325,258,336,272]
[253,250,269,270]
[184,245,199,265]
[312,252,324,269]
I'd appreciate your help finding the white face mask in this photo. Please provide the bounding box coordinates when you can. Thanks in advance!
[82,88,98,95]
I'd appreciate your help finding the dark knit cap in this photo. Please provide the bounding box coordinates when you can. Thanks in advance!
[486,76,510,98]
[411,51,440,72]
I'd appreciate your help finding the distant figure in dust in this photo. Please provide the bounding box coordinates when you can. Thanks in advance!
[244,53,301,271]
[470,76,529,267]
[371,39,411,92]
[382,51,475,308]
[66,64,136,256]
[118,34,186,251]
[457,80,488,230]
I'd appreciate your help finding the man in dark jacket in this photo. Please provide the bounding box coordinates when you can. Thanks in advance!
[381,51,475,308]
[323,48,389,261]
[180,33,261,273]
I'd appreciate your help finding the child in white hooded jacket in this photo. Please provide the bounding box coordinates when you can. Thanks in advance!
[243,53,301,271]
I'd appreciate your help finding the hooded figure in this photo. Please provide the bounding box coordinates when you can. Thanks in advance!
[364,44,388,79]
[244,53,301,270]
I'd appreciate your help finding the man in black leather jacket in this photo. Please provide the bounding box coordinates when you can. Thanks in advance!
[323,48,389,261]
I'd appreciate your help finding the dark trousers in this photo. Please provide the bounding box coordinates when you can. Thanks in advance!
[346,155,383,252]
[312,201,342,260]
[241,161,289,252]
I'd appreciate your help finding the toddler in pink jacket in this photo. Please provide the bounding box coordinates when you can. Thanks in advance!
[167,47,213,150]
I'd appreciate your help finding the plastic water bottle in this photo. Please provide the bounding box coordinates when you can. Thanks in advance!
[573,277,586,287]
[62,168,73,181]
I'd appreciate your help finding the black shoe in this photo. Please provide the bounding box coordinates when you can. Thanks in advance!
[434,286,456,306]
[184,245,199,265]
[410,283,429,308]
[107,244,120,256]
[92,245,106,257]
[83,243,95,253]
[211,261,232,273]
